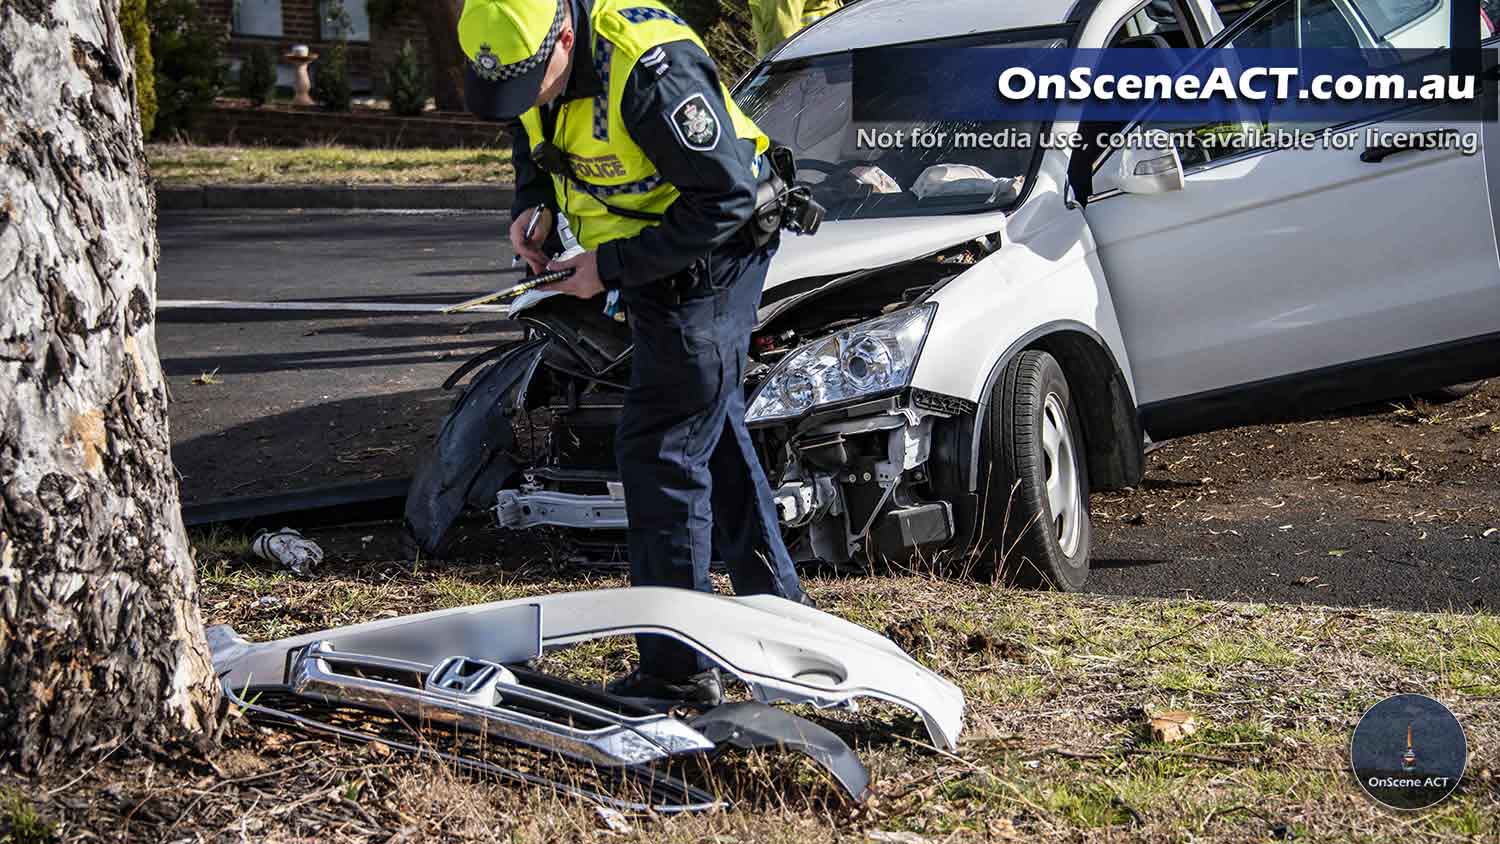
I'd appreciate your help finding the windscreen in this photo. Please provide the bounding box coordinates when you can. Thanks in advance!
[736,31,1070,221]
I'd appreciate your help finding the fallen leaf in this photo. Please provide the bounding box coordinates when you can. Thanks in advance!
[192,368,222,386]
[1149,710,1198,743]
[1327,549,1348,557]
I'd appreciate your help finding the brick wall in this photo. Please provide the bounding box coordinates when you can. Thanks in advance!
[186,99,509,149]
[201,0,435,96]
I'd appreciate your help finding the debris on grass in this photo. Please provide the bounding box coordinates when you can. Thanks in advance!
[251,527,324,577]
[8,561,1499,841]
[252,595,286,612]
[191,368,222,385]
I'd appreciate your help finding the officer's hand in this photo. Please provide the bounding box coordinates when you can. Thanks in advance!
[509,207,552,274]
[542,251,606,300]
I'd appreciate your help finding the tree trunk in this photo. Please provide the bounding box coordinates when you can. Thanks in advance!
[418,0,466,112]
[0,1,220,772]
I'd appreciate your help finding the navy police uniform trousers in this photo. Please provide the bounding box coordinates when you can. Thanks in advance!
[616,234,806,678]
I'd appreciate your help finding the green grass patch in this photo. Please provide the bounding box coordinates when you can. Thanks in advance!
[0,789,54,844]
[170,562,1500,841]
[148,143,514,186]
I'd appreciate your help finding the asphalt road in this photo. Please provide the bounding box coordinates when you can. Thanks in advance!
[158,210,524,505]
[157,210,1497,613]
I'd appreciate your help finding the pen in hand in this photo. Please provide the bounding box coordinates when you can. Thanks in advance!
[511,205,545,268]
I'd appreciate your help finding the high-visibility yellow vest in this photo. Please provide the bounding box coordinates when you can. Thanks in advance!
[749,0,842,58]
[518,0,770,251]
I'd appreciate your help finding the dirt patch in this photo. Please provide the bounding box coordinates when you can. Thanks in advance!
[1089,383,1500,611]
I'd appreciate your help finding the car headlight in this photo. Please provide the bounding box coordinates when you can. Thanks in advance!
[746,304,936,424]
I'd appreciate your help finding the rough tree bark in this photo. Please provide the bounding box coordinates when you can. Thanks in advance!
[418,0,466,112]
[0,1,220,772]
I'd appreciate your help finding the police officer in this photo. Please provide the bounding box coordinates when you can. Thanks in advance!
[747,0,842,57]
[459,0,810,706]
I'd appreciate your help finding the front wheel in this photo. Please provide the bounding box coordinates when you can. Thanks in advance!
[974,350,1092,590]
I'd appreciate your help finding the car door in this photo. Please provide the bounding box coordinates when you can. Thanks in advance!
[1485,11,1499,248]
[1081,0,1500,440]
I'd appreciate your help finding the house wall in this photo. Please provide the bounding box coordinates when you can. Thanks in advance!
[201,0,431,97]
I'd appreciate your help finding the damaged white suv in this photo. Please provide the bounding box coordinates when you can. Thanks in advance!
[407,0,1499,589]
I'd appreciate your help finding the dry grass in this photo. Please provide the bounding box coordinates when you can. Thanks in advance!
[8,536,1493,843]
[146,143,514,186]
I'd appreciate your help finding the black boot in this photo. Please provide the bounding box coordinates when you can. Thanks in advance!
[606,667,723,707]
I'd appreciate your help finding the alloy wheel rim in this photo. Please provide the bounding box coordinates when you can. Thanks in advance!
[1040,392,1083,558]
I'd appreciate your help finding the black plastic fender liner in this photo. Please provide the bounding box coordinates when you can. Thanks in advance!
[403,338,548,555]
[690,701,872,802]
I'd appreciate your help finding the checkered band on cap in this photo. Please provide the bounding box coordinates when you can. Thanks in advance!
[618,6,687,25]
[474,0,567,82]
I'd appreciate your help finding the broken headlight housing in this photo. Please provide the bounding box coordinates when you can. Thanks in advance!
[746,304,936,424]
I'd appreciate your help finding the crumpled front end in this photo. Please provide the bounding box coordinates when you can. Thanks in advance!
[405,237,995,567]
[403,337,547,555]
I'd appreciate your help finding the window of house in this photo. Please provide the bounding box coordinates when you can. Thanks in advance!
[235,0,284,37]
[320,0,372,41]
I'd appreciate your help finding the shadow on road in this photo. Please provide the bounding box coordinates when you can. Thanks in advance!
[173,387,450,505]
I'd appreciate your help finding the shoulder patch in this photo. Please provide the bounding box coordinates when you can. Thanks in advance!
[669,93,720,151]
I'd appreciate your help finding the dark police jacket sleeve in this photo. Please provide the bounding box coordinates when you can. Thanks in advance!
[509,121,559,220]
[595,40,760,288]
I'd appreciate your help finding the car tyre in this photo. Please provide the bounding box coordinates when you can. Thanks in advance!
[976,350,1092,590]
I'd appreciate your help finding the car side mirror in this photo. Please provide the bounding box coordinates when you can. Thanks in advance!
[1119,143,1185,195]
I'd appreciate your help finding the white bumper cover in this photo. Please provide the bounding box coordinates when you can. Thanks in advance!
[210,586,965,750]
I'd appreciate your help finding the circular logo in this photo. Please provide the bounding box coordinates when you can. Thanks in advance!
[1350,694,1466,810]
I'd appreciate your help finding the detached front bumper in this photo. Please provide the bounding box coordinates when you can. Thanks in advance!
[208,587,965,810]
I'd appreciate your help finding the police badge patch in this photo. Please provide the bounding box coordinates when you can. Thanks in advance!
[472,43,502,82]
[670,93,720,151]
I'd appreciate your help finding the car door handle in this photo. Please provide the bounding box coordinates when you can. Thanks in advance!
[1360,129,1462,163]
